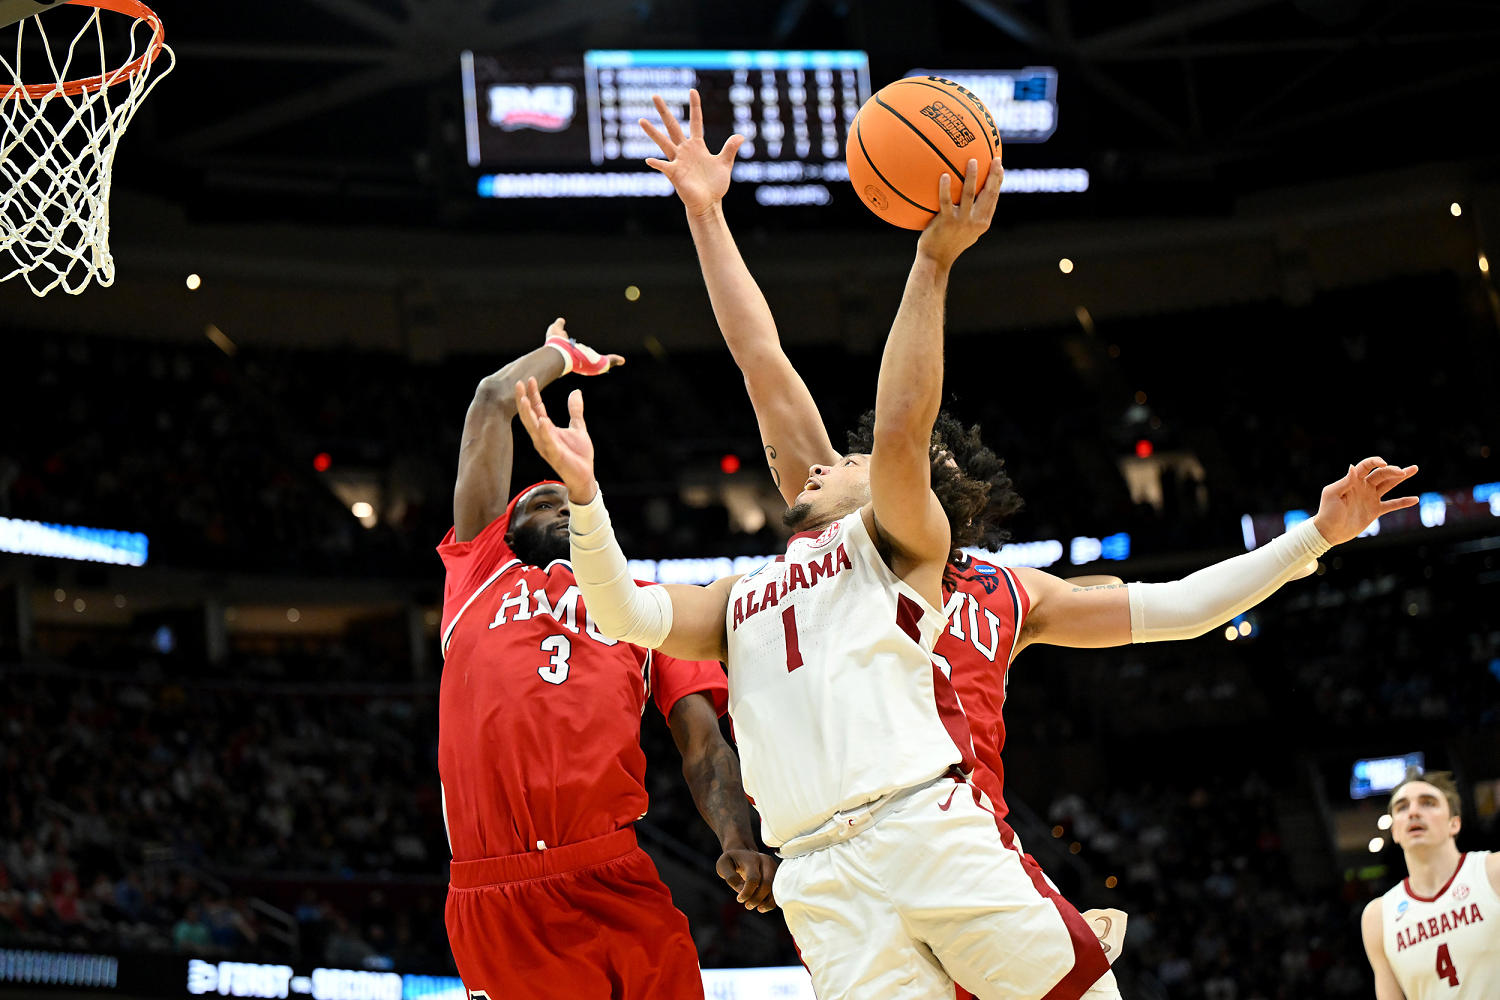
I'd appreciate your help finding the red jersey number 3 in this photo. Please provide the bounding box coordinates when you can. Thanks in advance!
[538,634,572,684]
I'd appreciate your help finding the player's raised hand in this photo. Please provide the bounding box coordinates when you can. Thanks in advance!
[513,379,597,502]
[543,317,624,376]
[715,849,778,913]
[917,157,1004,268]
[1310,456,1420,545]
[641,90,746,218]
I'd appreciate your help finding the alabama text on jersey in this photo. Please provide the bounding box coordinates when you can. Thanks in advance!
[724,514,974,847]
[1382,851,1500,998]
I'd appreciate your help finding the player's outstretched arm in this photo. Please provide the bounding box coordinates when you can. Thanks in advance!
[1014,457,1419,653]
[452,319,623,541]
[641,90,837,502]
[513,378,733,661]
[1361,899,1408,1000]
[867,159,1002,606]
[668,692,778,913]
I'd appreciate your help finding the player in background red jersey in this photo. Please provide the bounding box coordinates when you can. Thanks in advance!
[438,322,776,1000]
[641,90,1418,999]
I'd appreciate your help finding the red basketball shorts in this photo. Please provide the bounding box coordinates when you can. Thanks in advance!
[446,828,704,1000]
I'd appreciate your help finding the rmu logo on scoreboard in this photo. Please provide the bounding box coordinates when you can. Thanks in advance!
[487,85,576,132]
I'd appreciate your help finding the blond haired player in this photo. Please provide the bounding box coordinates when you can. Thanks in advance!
[1362,770,1500,998]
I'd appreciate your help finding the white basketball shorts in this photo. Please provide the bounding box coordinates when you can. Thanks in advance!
[772,776,1120,1000]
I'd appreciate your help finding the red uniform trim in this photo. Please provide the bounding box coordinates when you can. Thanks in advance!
[896,592,923,643]
[787,521,833,544]
[1403,852,1469,903]
[965,784,1111,1000]
[440,557,519,657]
[449,827,637,889]
[931,665,977,774]
[997,566,1027,665]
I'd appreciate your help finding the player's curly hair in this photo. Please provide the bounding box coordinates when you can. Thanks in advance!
[846,408,1023,563]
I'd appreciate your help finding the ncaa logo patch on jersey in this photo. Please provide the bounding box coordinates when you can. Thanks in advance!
[1395,899,1409,921]
[974,565,997,575]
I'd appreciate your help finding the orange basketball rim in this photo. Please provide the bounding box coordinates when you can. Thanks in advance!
[0,0,169,99]
[1,0,175,295]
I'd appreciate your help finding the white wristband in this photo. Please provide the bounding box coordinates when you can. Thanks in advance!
[544,339,576,375]
[567,488,674,648]
[1128,517,1331,643]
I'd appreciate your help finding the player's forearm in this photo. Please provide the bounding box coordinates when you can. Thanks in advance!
[474,346,566,414]
[682,741,758,852]
[1128,518,1331,642]
[567,487,674,648]
[685,204,783,363]
[874,254,949,444]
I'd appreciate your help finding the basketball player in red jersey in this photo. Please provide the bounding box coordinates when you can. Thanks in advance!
[640,90,1420,997]
[438,323,776,1000]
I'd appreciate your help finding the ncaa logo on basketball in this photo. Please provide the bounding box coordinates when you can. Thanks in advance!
[863,185,889,211]
[487,84,576,132]
[923,76,1001,148]
[919,101,976,148]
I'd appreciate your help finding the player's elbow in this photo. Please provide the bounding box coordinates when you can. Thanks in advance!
[873,393,939,446]
[474,373,520,414]
[586,607,633,643]
[574,580,673,649]
[870,419,932,464]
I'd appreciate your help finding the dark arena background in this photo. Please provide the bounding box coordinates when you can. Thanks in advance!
[3,1,1499,998]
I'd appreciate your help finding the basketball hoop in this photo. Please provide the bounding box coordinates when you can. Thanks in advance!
[1,0,174,296]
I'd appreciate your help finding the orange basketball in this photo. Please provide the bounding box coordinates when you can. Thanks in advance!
[846,76,1001,230]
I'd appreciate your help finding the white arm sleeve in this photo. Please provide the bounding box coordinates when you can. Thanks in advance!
[1128,517,1331,643]
[567,487,674,648]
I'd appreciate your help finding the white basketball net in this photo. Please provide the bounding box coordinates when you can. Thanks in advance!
[1,5,173,296]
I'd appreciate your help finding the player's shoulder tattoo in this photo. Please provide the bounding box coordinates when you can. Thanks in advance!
[1071,583,1128,593]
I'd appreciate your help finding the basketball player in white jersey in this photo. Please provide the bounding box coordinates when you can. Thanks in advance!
[515,130,1424,995]
[1362,770,1500,998]
[636,89,1425,994]
[515,160,1109,999]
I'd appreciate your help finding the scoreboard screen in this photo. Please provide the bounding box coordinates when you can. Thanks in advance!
[460,51,1086,203]
[1350,752,1424,800]
[462,49,869,204]
[584,50,868,167]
